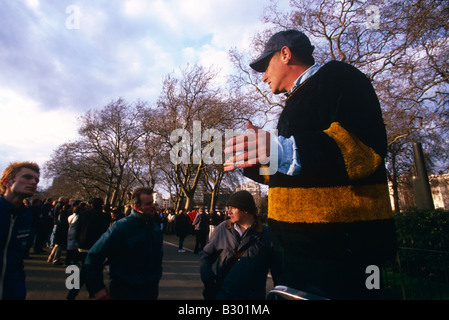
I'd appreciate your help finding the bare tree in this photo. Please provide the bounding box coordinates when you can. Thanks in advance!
[45,98,147,206]
[146,64,256,210]
[145,65,220,210]
[44,141,111,200]
[78,98,146,206]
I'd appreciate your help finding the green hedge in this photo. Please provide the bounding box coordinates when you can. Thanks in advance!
[393,209,449,282]
[394,209,449,251]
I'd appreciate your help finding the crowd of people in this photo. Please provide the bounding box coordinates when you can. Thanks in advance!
[23,196,231,266]
[1,162,281,301]
[20,191,242,299]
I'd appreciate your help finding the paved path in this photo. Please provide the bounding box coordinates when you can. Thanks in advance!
[24,233,274,300]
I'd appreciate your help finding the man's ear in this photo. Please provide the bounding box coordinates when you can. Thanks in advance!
[280,46,292,64]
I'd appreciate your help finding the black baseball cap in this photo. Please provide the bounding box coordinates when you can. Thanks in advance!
[249,30,314,72]
[226,190,257,215]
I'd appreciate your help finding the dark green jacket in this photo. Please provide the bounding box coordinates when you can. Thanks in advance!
[84,211,163,299]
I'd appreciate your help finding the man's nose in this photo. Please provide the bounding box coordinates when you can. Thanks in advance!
[262,73,268,82]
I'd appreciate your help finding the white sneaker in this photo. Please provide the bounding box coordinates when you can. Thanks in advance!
[178,249,186,253]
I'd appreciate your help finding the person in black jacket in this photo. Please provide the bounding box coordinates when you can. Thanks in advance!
[175,209,190,253]
[33,198,53,253]
[66,197,110,300]
[224,30,397,299]
[76,198,110,255]
[47,204,71,265]
[192,208,209,254]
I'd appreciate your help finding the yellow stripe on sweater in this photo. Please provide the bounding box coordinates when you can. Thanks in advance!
[324,122,382,181]
[268,184,393,224]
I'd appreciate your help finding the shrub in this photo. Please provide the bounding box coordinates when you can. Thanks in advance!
[394,209,449,251]
[393,209,449,282]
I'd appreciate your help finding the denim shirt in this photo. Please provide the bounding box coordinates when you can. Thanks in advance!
[274,63,321,176]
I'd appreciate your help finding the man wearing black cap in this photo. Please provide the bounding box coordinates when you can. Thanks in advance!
[199,190,283,300]
[224,30,396,299]
[250,29,320,95]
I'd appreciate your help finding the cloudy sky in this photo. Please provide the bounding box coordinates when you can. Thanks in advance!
[0,0,280,183]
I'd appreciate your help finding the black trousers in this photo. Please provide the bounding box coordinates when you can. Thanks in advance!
[194,230,208,253]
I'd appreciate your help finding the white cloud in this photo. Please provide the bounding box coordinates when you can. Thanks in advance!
[0,0,275,182]
[124,0,148,16]
[25,0,39,10]
[181,44,233,87]
[76,7,110,44]
[149,0,179,31]
[177,0,213,22]
[0,88,79,169]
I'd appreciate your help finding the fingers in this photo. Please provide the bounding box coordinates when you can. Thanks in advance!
[224,134,256,154]
[246,120,258,131]
[223,162,236,172]
[224,143,267,170]
[228,148,258,164]
[224,135,268,159]
[224,121,271,171]
[224,159,261,171]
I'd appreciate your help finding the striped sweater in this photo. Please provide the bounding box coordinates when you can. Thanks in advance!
[246,60,396,264]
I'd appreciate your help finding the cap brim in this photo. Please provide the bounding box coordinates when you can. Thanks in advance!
[249,51,274,73]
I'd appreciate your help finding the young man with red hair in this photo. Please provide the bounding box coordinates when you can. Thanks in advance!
[0,161,40,300]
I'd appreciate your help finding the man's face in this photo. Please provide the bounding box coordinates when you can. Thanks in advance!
[262,49,290,94]
[135,193,155,217]
[228,206,245,224]
[8,167,39,198]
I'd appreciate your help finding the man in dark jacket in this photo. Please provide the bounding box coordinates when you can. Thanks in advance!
[84,187,163,300]
[0,161,40,300]
[175,209,191,253]
[224,30,397,299]
[192,207,209,254]
[76,197,110,254]
[199,190,283,300]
